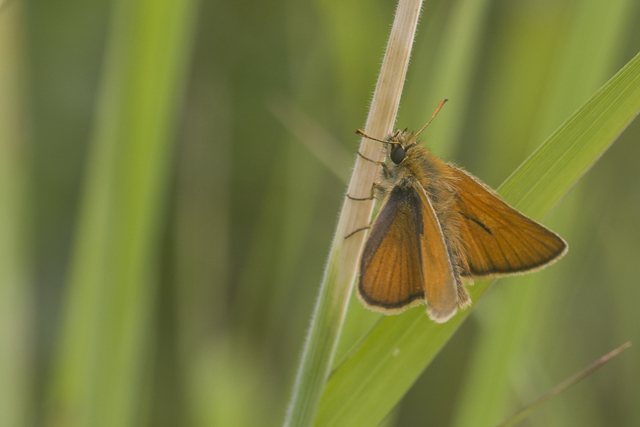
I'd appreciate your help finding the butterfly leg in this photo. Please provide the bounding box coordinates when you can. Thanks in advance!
[344,225,371,239]
[357,151,390,178]
[345,181,383,238]
[346,182,385,201]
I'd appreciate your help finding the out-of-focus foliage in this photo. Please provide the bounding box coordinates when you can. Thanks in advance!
[1,0,639,426]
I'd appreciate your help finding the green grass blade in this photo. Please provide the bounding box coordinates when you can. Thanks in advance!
[315,50,640,427]
[452,1,636,424]
[44,0,197,425]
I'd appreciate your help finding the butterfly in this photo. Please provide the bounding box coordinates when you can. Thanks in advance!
[349,100,567,322]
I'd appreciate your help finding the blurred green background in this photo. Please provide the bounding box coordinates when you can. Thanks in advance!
[2,0,640,426]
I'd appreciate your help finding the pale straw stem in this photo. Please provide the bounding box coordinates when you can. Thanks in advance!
[284,0,424,425]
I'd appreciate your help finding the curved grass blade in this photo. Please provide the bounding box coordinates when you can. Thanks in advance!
[452,2,636,424]
[315,50,640,427]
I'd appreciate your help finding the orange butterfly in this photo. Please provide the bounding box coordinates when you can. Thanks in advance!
[350,100,567,322]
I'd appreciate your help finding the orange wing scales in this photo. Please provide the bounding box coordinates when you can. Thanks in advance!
[415,186,458,321]
[359,187,425,309]
[450,167,567,279]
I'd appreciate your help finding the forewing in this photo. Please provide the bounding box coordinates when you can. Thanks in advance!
[359,186,425,312]
[450,166,568,279]
[359,185,457,322]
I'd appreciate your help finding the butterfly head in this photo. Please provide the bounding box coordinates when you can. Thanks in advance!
[355,128,419,165]
[386,130,418,165]
[355,98,448,166]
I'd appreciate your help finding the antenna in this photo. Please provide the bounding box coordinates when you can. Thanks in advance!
[415,98,448,137]
[355,129,388,144]
[355,129,401,145]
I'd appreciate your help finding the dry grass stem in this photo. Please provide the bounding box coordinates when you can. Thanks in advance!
[284,0,425,425]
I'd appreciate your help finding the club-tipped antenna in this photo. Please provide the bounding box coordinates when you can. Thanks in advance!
[355,129,394,145]
[415,98,448,137]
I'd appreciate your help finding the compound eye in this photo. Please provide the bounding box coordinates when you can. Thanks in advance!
[390,145,406,164]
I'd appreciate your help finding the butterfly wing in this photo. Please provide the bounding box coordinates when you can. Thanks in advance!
[359,184,458,322]
[414,185,460,322]
[449,166,567,279]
